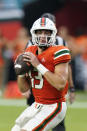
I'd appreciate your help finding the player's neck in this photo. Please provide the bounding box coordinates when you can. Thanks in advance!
[38,47,43,55]
[38,46,49,55]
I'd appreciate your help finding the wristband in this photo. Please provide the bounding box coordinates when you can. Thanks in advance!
[18,74,26,78]
[36,64,49,75]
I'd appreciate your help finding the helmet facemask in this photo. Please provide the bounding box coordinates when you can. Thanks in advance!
[32,30,56,47]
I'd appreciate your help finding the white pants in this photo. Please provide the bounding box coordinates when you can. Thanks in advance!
[11,102,67,131]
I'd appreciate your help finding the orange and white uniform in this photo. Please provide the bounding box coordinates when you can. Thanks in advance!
[25,45,70,104]
[12,45,71,131]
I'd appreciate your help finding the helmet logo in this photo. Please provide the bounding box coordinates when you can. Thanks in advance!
[40,17,46,27]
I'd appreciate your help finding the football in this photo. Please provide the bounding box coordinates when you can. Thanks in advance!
[14,54,32,75]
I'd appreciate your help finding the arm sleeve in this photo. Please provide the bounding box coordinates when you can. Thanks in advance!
[53,46,71,65]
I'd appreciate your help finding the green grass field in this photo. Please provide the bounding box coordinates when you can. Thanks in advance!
[0,91,87,131]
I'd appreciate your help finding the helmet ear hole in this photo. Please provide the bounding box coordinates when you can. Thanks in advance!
[30,17,57,46]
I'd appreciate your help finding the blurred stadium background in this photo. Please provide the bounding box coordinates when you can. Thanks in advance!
[0,0,87,131]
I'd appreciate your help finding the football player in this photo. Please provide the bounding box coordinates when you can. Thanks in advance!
[11,17,71,131]
[24,13,68,106]
[26,13,75,131]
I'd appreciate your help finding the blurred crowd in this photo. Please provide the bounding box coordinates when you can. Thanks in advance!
[0,27,30,95]
[58,26,87,91]
[0,25,87,96]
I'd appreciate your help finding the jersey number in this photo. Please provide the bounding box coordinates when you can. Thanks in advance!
[29,69,43,89]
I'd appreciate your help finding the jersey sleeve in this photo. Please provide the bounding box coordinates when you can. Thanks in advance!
[53,46,71,65]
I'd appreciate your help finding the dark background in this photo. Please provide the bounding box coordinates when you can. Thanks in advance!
[23,0,87,36]
[0,0,87,39]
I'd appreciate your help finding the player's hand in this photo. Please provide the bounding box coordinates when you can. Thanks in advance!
[69,92,75,104]
[22,89,31,98]
[23,52,40,67]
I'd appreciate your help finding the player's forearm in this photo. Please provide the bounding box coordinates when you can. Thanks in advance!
[44,71,67,90]
[17,75,31,93]
[36,63,68,90]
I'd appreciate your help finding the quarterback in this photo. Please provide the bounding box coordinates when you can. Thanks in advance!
[12,17,71,131]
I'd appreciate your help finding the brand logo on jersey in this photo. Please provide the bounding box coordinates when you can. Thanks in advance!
[41,57,45,62]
